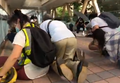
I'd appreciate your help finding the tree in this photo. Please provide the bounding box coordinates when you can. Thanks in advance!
[56,7,63,17]
[97,0,120,17]
[56,2,84,22]
[56,6,70,22]
[73,2,82,12]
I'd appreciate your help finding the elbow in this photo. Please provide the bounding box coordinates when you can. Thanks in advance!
[92,26,99,31]
[13,56,19,60]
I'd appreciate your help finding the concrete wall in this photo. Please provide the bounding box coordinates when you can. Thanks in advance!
[0,20,9,44]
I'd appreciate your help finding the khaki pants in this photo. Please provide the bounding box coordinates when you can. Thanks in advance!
[52,37,80,77]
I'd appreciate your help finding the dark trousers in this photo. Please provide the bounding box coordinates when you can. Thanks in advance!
[0,56,30,80]
[92,29,106,49]
[76,26,85,33]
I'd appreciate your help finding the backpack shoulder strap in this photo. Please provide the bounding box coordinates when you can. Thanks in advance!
[47,20,53,38]
[30,22,33,28]
[99,26,108,28]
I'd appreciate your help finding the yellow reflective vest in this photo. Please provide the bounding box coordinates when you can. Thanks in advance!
[18,23,34,65]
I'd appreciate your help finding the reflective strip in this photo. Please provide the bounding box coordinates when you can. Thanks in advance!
[19,23,34,65]
[22,29,29,47]
[19,29,32,65]
[18,53,31,65]
[26,23,35,27]
[23,29,32,64]
[24,58,31,65]
[22,29,31,54]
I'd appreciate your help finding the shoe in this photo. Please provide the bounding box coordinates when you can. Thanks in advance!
[82,31,86,36]
[76,60,88,83]
[60,64,73,81]
[89,44,99,50]
[73,48,85,61]
[74,48,88,83]
[56,58,73,81]
[89,40,100,50]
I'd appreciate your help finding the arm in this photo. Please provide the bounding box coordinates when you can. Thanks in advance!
[75,19,79,27]
[91,19,99,32]
[0,44,23,79]
[92,25,99,32]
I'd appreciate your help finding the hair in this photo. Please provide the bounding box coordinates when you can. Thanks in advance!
[30,15,37,20]
[8,9,30,29]
[23,14,30,24]
[78,17,84,22]
[89,13,98,20]
[43,13,53,21]
[54,17,62,21]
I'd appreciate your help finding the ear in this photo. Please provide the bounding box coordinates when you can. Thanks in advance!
[17,19,20,23]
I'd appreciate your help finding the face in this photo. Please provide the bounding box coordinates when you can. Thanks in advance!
[9,19,21,32]
[34,19,38,22]
[10,19,20,28]
[31,19,38,23]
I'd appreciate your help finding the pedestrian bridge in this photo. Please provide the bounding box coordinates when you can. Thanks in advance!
[0,0,101,44]
[0,0,120,83]
[1,0,100,15]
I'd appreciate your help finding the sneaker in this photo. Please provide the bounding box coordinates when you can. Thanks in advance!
[60,64,73,81]
[82,31,86,36]
[56,58,73,81]
[76,60,88,83]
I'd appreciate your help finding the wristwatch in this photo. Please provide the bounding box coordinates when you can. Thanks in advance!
[0,76,3,78]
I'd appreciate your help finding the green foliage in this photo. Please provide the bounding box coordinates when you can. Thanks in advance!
[56,7,70,22]
[97,0,120,18]
[56,2,83,22]
[73,2,82,11]
[98,0,120,12]
[56,7,63,17]
[63,11,70,22]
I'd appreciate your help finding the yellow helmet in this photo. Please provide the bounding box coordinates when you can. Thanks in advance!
[1,67,17,83]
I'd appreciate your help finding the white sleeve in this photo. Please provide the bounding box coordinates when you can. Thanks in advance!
[40,22,48,33]
[91,19,98,28]
[13,30,25,47]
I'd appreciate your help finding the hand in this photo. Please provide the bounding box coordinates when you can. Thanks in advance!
[0,78,2,82]
[92,28,97,32]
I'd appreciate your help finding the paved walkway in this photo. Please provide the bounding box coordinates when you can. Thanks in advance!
[1,35,120,83]
[77,37,120,83]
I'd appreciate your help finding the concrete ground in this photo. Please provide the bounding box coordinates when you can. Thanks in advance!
[77,35,120,83]
[1,33,120,83]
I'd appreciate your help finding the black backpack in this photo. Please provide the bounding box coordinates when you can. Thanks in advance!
[99,12,120,29]
[23,27,56,68]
